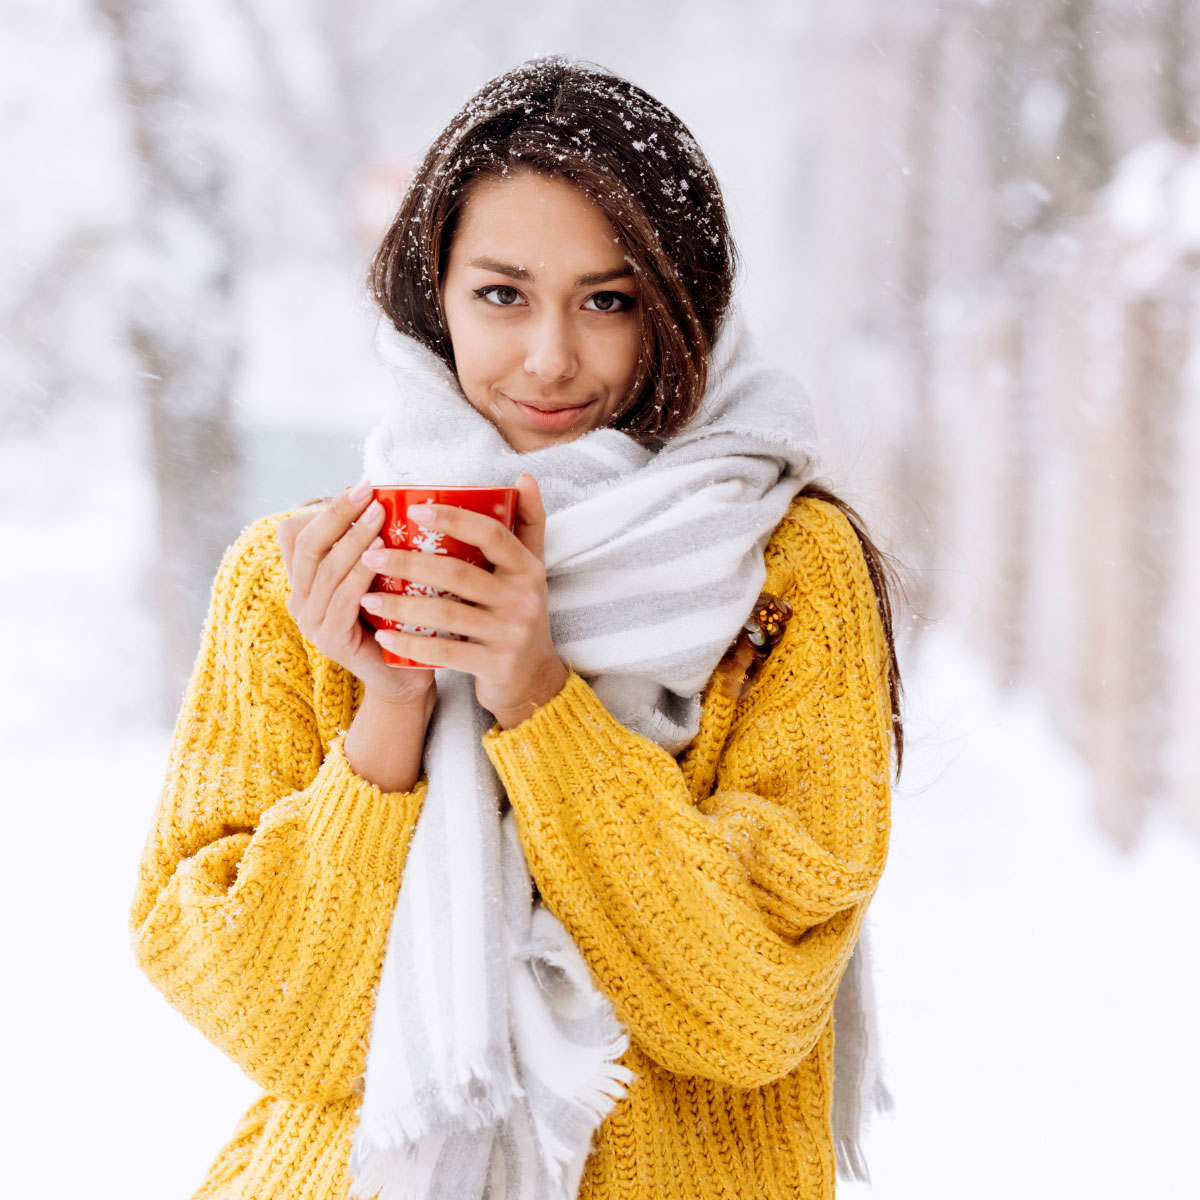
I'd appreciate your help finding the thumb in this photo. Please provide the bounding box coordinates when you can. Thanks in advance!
[513,472,546,561]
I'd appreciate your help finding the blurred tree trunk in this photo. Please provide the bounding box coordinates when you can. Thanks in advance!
[991,285,1034,690]
[894,10,947,616]
[231,0,365,191]
[981,0,1114,234]
[1092,289,1188,846]
[96,0,242,716]
[980,1,1037,262]
[1052,0,1112,206]
[1160,0,1195,139]
[974,4,1042,686]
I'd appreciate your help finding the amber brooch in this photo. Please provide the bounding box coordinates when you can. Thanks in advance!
[714,592,794,701]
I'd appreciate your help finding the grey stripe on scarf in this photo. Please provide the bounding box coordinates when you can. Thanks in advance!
[347,311,887,1200]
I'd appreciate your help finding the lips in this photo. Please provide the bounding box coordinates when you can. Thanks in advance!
[502,392,596,431]
[507,397,591,413]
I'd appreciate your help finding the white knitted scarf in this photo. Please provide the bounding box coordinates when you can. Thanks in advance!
[348,312,887,1199]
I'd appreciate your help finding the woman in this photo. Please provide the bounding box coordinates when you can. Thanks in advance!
[130,57,901,1200]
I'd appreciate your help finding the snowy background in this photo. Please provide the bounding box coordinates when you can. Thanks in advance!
[3,0,1198,1196]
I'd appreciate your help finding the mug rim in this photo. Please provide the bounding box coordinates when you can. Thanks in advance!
[371,484,519,492]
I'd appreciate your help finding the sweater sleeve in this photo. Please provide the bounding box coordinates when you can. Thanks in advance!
[129,514,425,1103]
[483,501,892,1090]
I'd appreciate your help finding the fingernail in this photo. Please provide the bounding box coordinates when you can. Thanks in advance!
[366,536,384,551]
[363,499,382,519]
[349,480,372,503]
[374,628,395,647]
[360,593,383,612]
[362,549,387,568]
[407,503,436,524]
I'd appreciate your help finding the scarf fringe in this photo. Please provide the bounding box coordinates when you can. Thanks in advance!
[835,1135,872,1184]
[358,1049,522,1149]
[347,1147,403,1198]
[833,1077,894,1185]
[349,1062,635,1200]
[537,1059,635,1190]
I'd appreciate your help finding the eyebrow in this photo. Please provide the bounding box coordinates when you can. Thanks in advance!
[466,257,635,287]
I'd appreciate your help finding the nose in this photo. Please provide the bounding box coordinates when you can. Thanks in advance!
[523,310,578,384]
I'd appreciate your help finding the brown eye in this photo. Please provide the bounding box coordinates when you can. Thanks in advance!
[584,291,634,312]
[476,285,523,306]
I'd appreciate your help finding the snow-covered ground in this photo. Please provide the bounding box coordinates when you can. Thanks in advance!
[2,406,1196,1198]
[849,632,1200,1199]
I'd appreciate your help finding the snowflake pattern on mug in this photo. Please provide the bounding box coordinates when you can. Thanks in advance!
[410,524,449,555]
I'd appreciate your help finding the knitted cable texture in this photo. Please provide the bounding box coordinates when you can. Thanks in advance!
[130,496,892,1200]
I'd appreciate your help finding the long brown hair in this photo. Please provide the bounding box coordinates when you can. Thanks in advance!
[369,56,904,771]
[799,483,905,771]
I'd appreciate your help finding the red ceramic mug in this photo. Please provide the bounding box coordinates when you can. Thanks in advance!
[362,485,520,668]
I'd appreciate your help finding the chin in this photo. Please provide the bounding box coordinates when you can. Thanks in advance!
[510,428,585,452]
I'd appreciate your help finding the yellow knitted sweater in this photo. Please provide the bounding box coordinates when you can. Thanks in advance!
[130,496,892,1200]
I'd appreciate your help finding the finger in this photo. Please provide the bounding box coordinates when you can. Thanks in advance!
[362,546,499,606]
[406,502,528,574]
[278,511,320,575]
[513,473,547,562]
[308,499,386,618]
[360,590,494,641]
[373,627,482,674]
[290,482,375,598]
[324,532,388,632]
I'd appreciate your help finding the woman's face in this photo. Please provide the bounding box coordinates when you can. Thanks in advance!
[441,171,641,453]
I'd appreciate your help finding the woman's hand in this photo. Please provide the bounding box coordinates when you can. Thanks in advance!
[358,473,568,729]
[278,482,436,709]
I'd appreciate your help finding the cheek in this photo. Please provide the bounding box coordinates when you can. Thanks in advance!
[606,325,642,388]
[447,309,511,391]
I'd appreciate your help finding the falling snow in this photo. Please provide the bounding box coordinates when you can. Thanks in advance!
[6,5,1198,1199]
